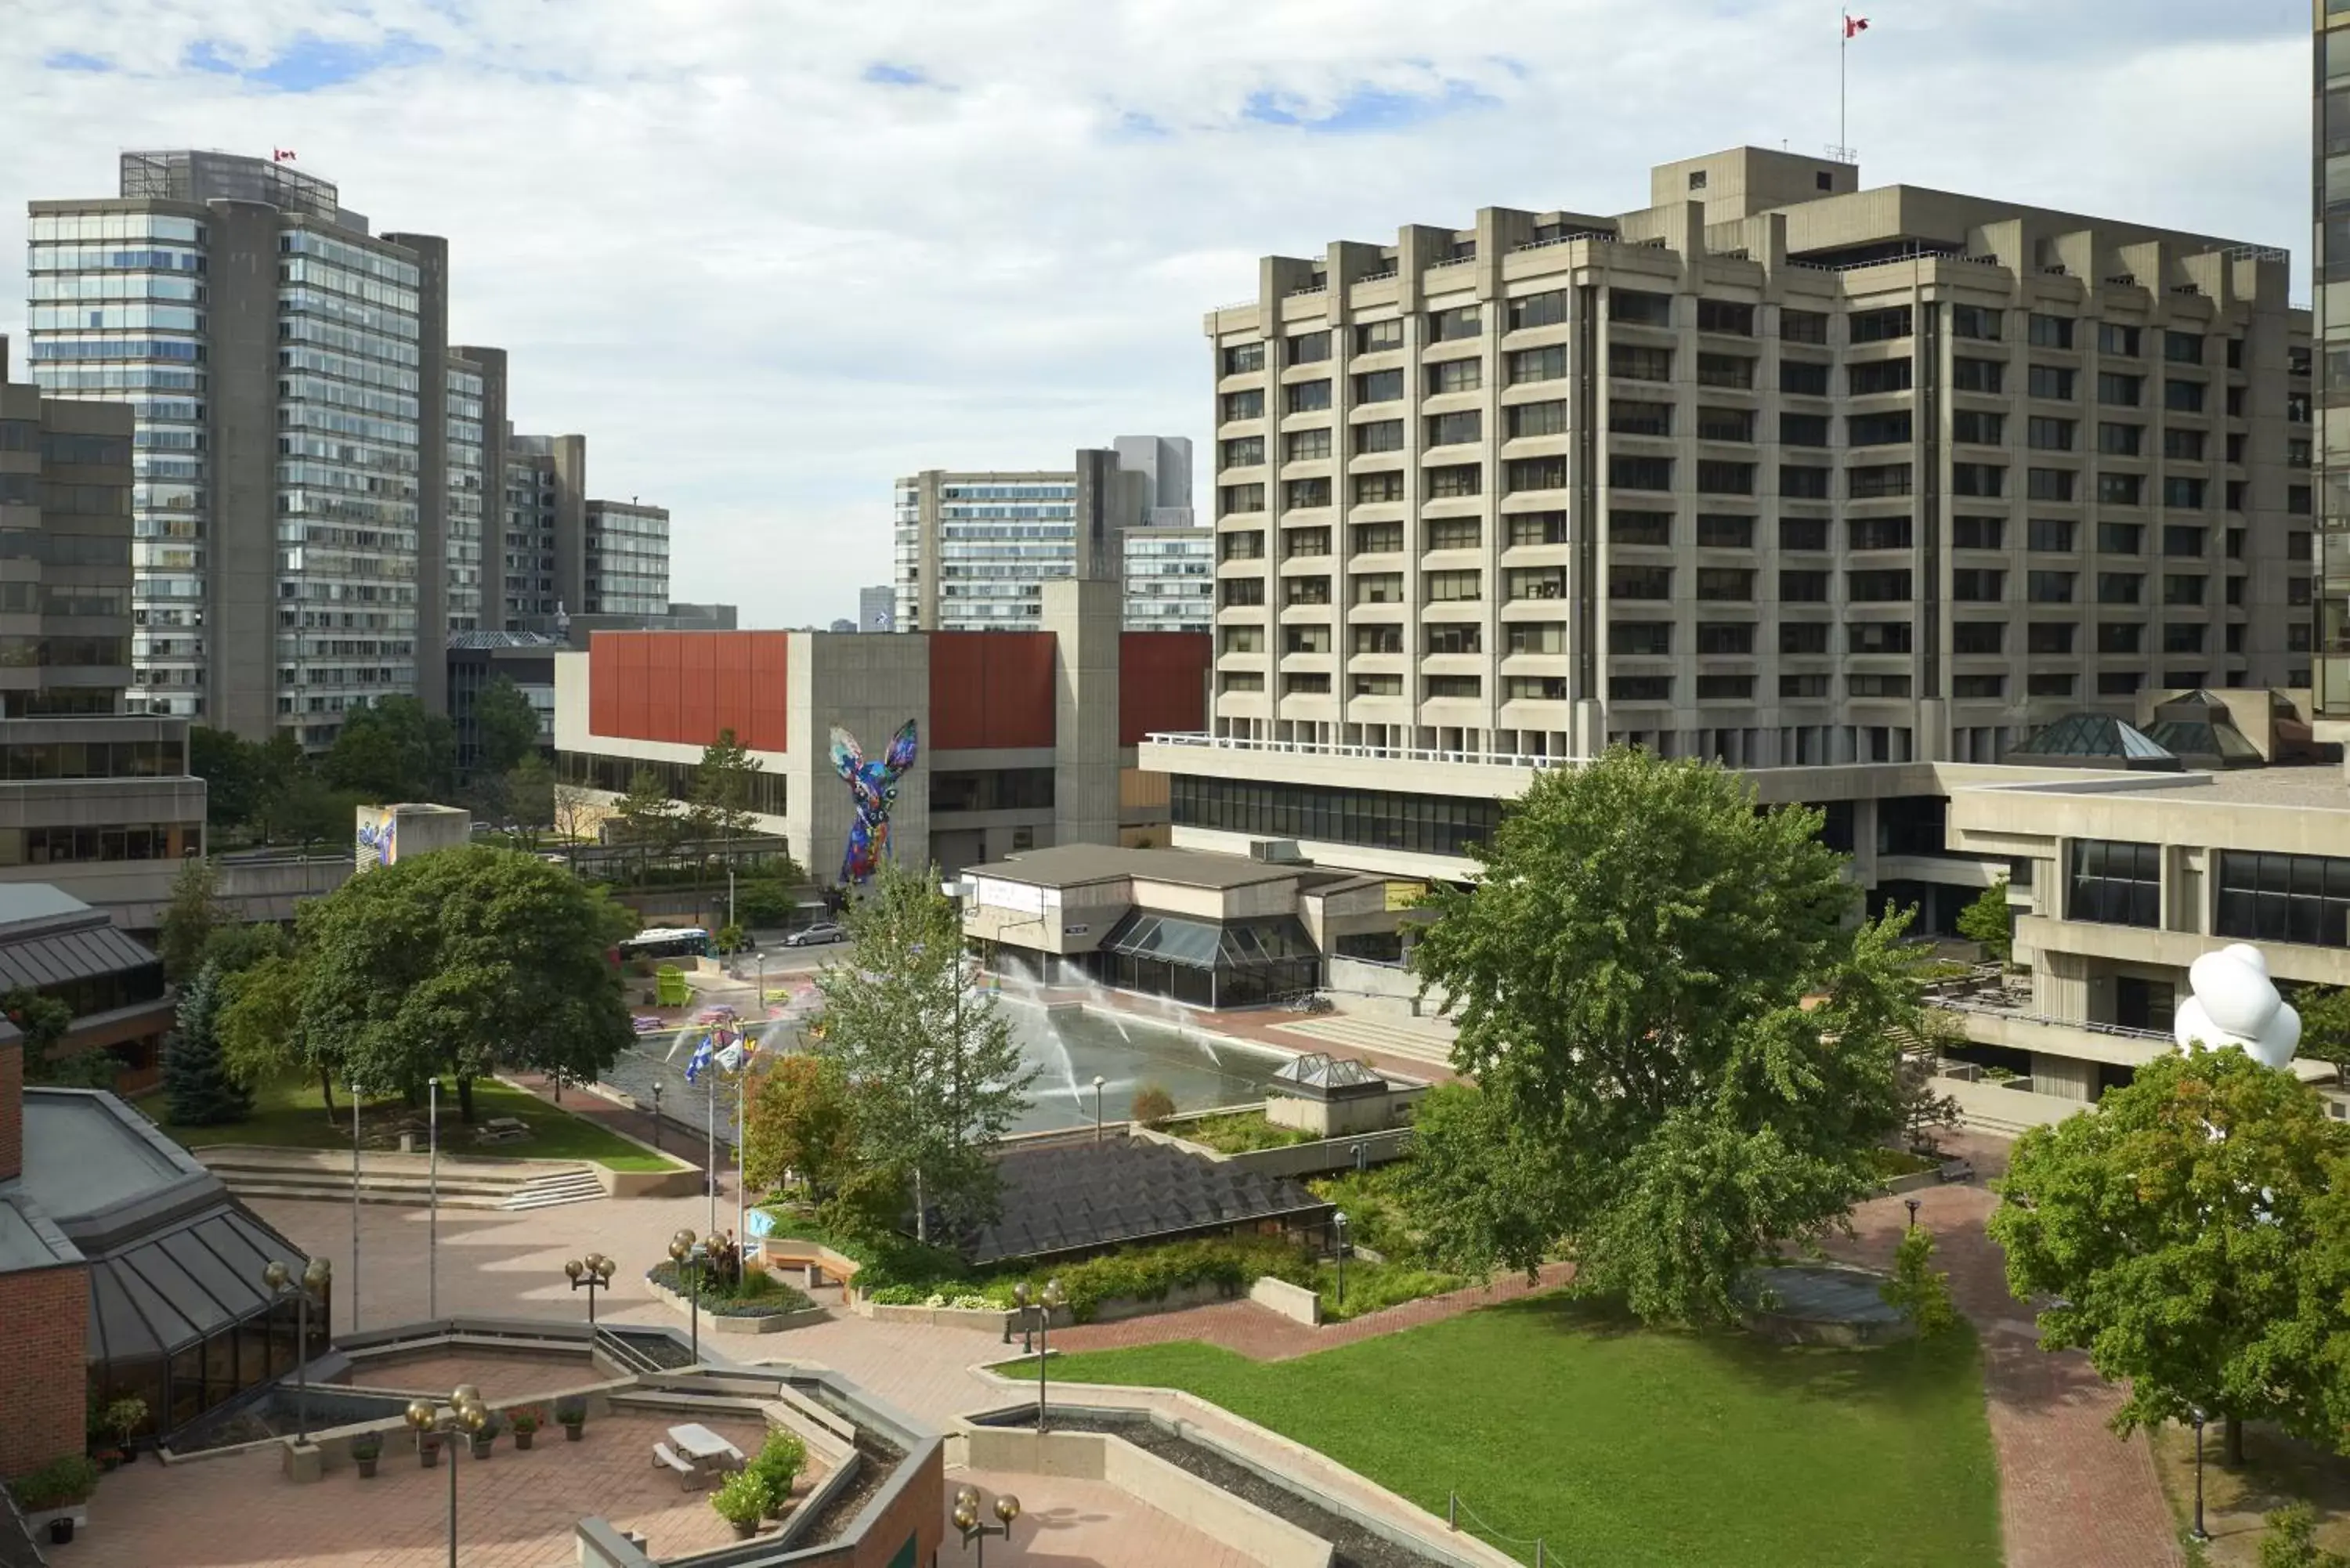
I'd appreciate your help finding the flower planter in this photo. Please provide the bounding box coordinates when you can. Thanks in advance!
[729,1519,757,1541]
[421,1441,441,1469]
[514,1430,534,1451]
[469,1439,494,1461]
[562,1422,584,1443]
[356,1457,378,1479]
[47,1519,72,1546]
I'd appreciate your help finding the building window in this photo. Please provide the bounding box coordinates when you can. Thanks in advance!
[1695,461,1755,495]
[1696,569,1755,602]
[1696,353,1756,391]
[1694,674,1754,700]
[1694,622,1755,655]
[2098,323,2142,357]
[1507,511,1569,546]
[1781,673,1830,699]
[2026,671,2076,696]
[1351,471,1405,504]
[1425,674,1481,699]
[1282,672,1332,696]
[2028,313,2074,349]
[1849,464,1912,500]
[1220,579,1264,608]
[1424,569,1481,603]
[1951,463,2006,498]
[1426,359,1482,396]
[1610,456,1673,492]
[2068,839,2160,928]
[2164,378,2207,414]
[1350,520,1402,553]
[1506,675,1571,702]
[1171,775,1502,859]
[2028,518,2077,552]
[2099,422,2144,457]
[2095,572,2142,605]
[1352,623,1402,653]
[1951,305,2002,340]
[1426,410,1482,449]
[1849,515,1913,551]
[1696,515,1755,549]
[1283,525,1332,558]
[2163,476,2207,510]
[1954,358,2005,393]
[1607,565,1670,600]
[2026,468,2077,502]
[2097,372,2142,407]
[1510,345,1570,384]
[1282,576,1332,606]
[1355,419,1405,454]
[1849,306,1913,343]
[2028,365,2077,401]
[1222,342,1265,374]
[1286,380,1333,414]
[1952,674,2005,700]
[1287,331,1332,365]
[1612,620,1672,655]
[1425,464,1483,499]
[1849,359,1913,396]
[2026,571,2076,604]
[1952,621,2004,654]
[2097,522,2142,555]
[1953,410,2006,446]
[1350,573,1404,605]
[2216,852,2350,947]
[1283,478,1332,510]
[1424,622,1482,654]
[1427,305,1481,342]
[2026,417,2074,451]
[1350,674,1403,697]
[1608,674,1673,703]
[1611,400,1672,437]
[1781,413,1831,448]
[1780,621,1830,654]
[1782,309,1830,345]
[1611,510,1672,545]
[1220,389,1264,421]
[1426,516,1481,551]
[1506,457,1570,493]
[1506,400,1569,439]
[1221,530,1264,561]
[1285,428,1333,462]
[1611,289,1672,327]
[1849,410,1914,447]
[1780,570,1830,602]
[1781,465,1831,499]
[2099,473,2145,507]
[1849,621,1912,654]
[1354,319,1404,353]
[1777,518,1828,553]
[1781,359,1831,396]
[1218,483,1266,516]
[2097,622,2142,655]
[1506,620,1567,652]
[1220,436,1264,468]
[1697,299,1755,335]
[1953,515,2004,550]
[1354,370,1405,405]
[1507,566,1569,601]
[2165,428,2207,462]
[1697,406,1756,443]
[1847,673,1913,698]
[1950,569,2005,602]
[1607,345,1671,383]
[1508,291,1568,331]
[2097,670,2143,696]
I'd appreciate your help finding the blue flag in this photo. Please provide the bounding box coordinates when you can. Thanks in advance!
[685,1034,715,1084]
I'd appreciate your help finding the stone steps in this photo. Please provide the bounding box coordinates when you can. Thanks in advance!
[1270,1014,1459,1069]
[501,1169,610,1212]
[197,1146,595,1209]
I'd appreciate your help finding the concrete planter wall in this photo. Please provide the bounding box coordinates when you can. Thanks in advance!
[855,1299,1016,1332]
[1878,1169,1943,1198]
[961,1428,1332,1568]
[645,1276,830,1335]
[595,1165,702,1199]
[1132,1122,1415,1180]
[855,1278,1238,1331]
[1249,1276,1321,1327]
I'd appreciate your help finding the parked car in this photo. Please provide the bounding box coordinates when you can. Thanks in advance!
[783,922,846,948]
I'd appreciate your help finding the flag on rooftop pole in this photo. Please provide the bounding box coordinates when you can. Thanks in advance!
[1838,13,1870,161]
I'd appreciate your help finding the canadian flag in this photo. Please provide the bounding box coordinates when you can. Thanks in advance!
[1844,14,1869,37]
[272,148,297,162]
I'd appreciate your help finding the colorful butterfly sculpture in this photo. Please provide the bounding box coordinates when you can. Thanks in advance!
[830,720,918,886]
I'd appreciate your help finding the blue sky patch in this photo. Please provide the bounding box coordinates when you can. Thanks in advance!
[183,31,439,91]
[43,51,115,73]
[1243,78,1496,133]
[863,62,928,86]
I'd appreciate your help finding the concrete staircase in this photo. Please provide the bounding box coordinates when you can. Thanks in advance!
[1271,1013,1459,1071]
[197,1146,606,1211]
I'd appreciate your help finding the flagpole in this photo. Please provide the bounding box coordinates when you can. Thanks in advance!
[1839,10,1847,157]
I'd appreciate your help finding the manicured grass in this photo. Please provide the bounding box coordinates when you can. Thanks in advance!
[1025,1294,2001,1568]
[135,1075,677,1172]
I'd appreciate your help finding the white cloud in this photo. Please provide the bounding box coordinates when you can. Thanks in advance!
[0,0,2308,625]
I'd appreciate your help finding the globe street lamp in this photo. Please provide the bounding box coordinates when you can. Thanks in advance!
[668,1228,718,1364]
[404,1387,490,1568]
[952,1484,1022,1566]
[1010,1278,1065,1433]
[1333,1211,1350,1310]
[1092,1075,1106,1143]
[563,1253,617,1328]
[649,1082,663,1154]
[261,1256,332,1444]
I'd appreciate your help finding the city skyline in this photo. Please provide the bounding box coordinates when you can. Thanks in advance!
[1,1,2312,627]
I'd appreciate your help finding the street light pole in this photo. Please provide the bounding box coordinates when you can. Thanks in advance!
[350,1080,362,1333]
[736,1069,747,1260]
[705,1072,718,1237]
[563,1254,616,1328]
[405,1387,488,1568]
[1012,1278,1067,1433]
[262,1257,332,1443]
[1334,1211,1349,1310]
[428,1078,439,1321]
[1092,1075,1106,1143]
[650,1082,663,1153]
[2190,1408,2209,1541]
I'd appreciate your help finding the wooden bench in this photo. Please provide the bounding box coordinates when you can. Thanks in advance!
[653,1442,706,1490]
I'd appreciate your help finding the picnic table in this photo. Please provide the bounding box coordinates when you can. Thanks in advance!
[667,1423,744,1472]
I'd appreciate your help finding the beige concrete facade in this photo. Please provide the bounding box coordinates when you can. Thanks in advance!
[1202,146,2311,771]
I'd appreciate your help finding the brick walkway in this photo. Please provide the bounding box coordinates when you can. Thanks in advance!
[341,1348,601,1406]
[937,1469,1257,1567]
[61,1410,776,1568]
[1825,1134,2183,1568]
[1047,1263,1574,1360]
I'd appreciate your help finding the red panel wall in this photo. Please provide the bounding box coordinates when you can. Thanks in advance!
[587,631,790,752]
[1119,631,1212,746]
[927,632,1056,752]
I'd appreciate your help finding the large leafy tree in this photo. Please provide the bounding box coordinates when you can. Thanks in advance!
[741,1053,859,1198]
[472,676,544,777]
[1404,745,1922,1326]
[324,696,457,804]
[814,858,1036,1240]
[218,952,343,1115]
[1957,880,2014,963]
[1989,1047,2350,1466]
[162,960,252,1125]
[8,986,107,1089]
[2296,985,2350,1068]
[296,843,637,1120]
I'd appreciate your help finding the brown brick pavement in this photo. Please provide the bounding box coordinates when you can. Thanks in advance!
[58,1411,776,1568]
[1826,1135,2185,1568]
[937,1468,1259,1567]
[1046,1262,1574,1360]
[340,1348,600,1406]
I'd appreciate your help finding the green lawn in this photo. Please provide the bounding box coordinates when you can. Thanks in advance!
[135,1076,677,1172]
[1024,1294,2001,1568]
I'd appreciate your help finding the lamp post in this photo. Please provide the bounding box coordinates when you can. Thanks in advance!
[1011,1278,1066,1432]
[1904,1197,1922,1231]
[350,1079,363,1332]
[2189,1407,2210,1542]
[649,1082,663,1153]
[563,1253,616,1328]
[428,1078,439,1321]
[1334,1211,1350,1309]
[952,1484,1022,1566]
[668,1229,717,1364]
[1092,1075,1106,1143]
[261,1256,332,1443]
[404,1387,489,1568]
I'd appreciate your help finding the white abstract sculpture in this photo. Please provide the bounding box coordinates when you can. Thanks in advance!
[2172,942,2301,1071]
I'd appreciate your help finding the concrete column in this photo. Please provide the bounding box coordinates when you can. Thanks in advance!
[1043,577,1122,849]
[2030,1053,2097,1103]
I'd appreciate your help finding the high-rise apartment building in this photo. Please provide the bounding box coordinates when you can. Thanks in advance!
[584,499,669,617]
[445,344,507,636]
[858,583,895,632]
[1122,525,1215,631]
[894,437,1195,631]
[25,152,446,745]
[1195,146,2308,771]
[0,336,207,921]
[504,432,586,625]
[2316,5,2350,715]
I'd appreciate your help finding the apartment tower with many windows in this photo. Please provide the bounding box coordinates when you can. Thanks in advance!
[26,151,450,743]
[2316,4,2350,717]
[1199,146,2309,773]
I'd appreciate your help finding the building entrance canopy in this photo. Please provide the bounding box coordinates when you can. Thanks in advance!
[1090,910,1318,1008]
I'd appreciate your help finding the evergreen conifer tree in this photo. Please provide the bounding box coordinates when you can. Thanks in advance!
[163,960,252,1125]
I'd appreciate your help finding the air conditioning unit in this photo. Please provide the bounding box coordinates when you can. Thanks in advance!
[1248,839,1305,864]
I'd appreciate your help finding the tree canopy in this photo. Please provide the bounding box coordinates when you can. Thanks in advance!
[162,960,252,1125]
[1956,880,2013,963]
[1403,745,1925,1325]
[687,729,762,847]
[157,856,229,982]
[741,1053,859,1198]
[295,843,637,1119]
[812,858,1036,1239]
[1988,1047,2350,1465]
[471,677,544,778]
[323,696,456,804]
[8,986,103,1089]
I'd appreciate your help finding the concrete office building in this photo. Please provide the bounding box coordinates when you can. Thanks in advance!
[859,583,895,632]
[553,580,1210,880]
[893,437,1195,632]
[504,432,587,625]
[0,339,207,928]
[1196,145,2308,771]
[1123,524,1216,632]
[26,151,447,744]
[445,343,508,635]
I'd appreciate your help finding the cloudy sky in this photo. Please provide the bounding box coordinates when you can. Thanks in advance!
[2,0,2311,627]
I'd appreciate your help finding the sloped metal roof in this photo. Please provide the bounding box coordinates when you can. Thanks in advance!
[954,1139,1331,1266]
[2007,713,2182,770]
[0,919,158,992]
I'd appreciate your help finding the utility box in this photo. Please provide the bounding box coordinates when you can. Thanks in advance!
[354,803,473,873]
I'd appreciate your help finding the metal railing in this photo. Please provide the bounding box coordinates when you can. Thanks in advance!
[1142,730,1574,771]
[1925,991,2171,1043]
[1448,1490,1548,1565]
